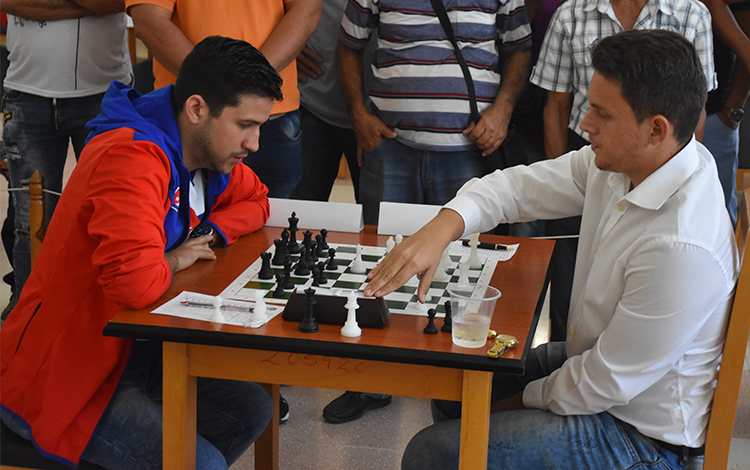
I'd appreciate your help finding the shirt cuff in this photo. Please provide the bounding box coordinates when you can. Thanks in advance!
[443,197,481,238]
[522,378,547,410]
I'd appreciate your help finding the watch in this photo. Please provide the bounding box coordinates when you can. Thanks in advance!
[190,223,214,238]
[722,106,745,130]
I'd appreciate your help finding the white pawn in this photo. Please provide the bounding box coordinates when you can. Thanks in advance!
[433,247,451,282]
[251,290,267,323]
[468,233,482,269]
[210,295,226,323]
[458,260,470,284]
[395,234,403,244]
[385,236,395,255]
[350,244,366,274]
[341,291,361,337]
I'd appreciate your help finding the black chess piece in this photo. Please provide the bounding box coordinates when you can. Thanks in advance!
[319,228,329,250]
[424,308,438,335]
[273,273,286,298]
[299,288,319,333]
[258,252,273,279]
[311,264,321,286]
[288,212,300,254]
[441,300,452,333]
[316,261,328,285]
[282,259,295,290]
[326,247,337,270]
[302,230,313,250]
[295,246,310,276]
[272,239,287,266]
[315,234,325,257]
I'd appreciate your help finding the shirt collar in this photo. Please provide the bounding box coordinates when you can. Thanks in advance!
[591,0,671,19]
[616,137,700,211]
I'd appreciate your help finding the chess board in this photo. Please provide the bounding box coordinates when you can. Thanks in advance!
[220,241,500,316]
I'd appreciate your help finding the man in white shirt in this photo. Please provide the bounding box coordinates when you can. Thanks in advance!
[364,29,738,470]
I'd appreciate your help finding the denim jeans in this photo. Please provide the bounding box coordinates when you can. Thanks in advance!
[2,89,104,298]
[2,341,273,469]
[359,138,485,225]
[291,105,360,202]
[244,110,302,199]
[402,343,704,470]
[703,113,739,226]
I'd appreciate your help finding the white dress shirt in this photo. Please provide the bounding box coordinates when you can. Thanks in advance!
[445,138,738,447]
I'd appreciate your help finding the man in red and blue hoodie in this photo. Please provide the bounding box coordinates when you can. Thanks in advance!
[0,36,281,469]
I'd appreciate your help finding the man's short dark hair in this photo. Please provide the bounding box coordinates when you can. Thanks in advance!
[590,30,706,145]
[173,36,283,116]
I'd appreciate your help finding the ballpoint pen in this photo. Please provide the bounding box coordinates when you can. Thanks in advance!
[461,240,515,251]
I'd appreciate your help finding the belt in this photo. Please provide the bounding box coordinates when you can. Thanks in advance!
[653,438,705,463]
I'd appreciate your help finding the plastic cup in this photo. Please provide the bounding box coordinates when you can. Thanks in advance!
[447,284,501,348]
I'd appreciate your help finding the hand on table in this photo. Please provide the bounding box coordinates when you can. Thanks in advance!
[164,234,216,273]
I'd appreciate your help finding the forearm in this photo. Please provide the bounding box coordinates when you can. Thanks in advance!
[0,0,90,20]
[338,42,369,122]
[543,91,572,159]
[129,4,193,77]
[260,0,322,73]
[493,49,532,114]
[701,0,750,71]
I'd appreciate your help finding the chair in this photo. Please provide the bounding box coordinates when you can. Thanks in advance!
[0,171,106,470]
[703,188,750,469]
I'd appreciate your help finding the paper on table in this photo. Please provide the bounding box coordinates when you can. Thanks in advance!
[151,291,283,328]
[449,240,519,262]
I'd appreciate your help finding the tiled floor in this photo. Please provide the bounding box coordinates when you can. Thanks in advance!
[0,151,748,469]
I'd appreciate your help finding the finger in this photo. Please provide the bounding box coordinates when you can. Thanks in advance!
[357,146,364,166]
[462,122,476,136]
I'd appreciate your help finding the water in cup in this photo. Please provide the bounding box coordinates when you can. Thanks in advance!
[452,313,492,348]
[447,283,501,349]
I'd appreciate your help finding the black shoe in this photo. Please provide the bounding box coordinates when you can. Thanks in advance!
[322,392,392,424]
[279,394,289,424]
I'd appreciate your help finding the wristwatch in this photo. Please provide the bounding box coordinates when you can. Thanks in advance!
[190,223,214,238]
[721,106,745,130]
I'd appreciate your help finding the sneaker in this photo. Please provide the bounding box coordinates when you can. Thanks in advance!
[322,392,392,424]
[279,394,289,424]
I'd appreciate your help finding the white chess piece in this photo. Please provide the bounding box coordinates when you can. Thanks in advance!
[350,244,366,274]
[395,234,403,244]
[468,233,482,269]
[458,260,470,284]
[433,247,451,282]
[210,295,226,323]
[385,236,395,255]
[251,290,267,323]
[341,291,361,337]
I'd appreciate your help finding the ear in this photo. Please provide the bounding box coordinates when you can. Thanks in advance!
[647,114,673,147]
[184,94,208,125]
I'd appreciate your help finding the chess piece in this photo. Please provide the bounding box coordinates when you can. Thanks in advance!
[341,291,361,337]
[319,228,329,250]
[311,264,321,286]
[251,290,267,323]
[302,230,314,252]
[350,244,366,274]
[316,261,328,285]
[326,248,337,270]
[258,252,274,279]
[272,239,286,266]
[458,260,470,284]
[441,300,452,333]
[299,288,319,333]
[210,296,226,323]
[288,212,300,254]
[395,234,403,244]
[385,236,395,255]
[282,259,295,289]
[273,273,286,298]
[423,308,438,334]
[295,246,310,276]
[433,247,451,282]
[315,234,325,257]
[468,233,482,269]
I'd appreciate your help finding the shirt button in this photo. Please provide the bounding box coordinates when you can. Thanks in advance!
[568,328,573,336]
[617,204,625,211]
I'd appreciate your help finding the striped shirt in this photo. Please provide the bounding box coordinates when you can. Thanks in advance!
[529,0,716,141]
[340,0,532,151]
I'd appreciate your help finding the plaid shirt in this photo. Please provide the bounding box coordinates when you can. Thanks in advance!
[530,0,715,140]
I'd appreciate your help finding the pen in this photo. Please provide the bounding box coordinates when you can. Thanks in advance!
[180,300,250,311]
[461,240,514,251]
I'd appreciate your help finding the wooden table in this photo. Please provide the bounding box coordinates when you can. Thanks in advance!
[104,226,554,470]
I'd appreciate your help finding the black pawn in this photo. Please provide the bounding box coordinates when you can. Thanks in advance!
[258,252,273,279]
[319,228,329,250]
[326,248,337,270]
[441,300,452,333]
[295,246,310,276]
[311,264,321,286]
[272,239,286,266]
[299,288,319,333]
[282,259,295,290]
[424,308,438,335]
[273,273,286,298]
[316,261,328,285]
[315,234,326,257]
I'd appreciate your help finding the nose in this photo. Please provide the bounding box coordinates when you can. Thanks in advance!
[579,110,594,135]
[243,128,260,153]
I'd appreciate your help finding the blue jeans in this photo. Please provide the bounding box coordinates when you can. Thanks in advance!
[703,113,739,226]
[359,138,485,225]
[244,110,302,199]
[291,105,360,202]
[402,343,703,470]
[1,341,273,469]
[2,89,105,298]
